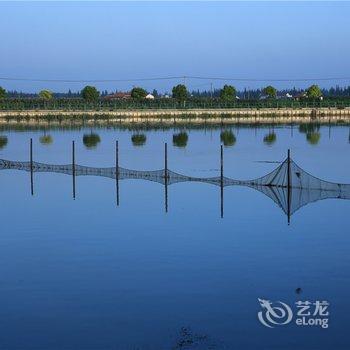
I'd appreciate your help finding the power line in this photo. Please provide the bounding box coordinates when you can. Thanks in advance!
[0,76,183,83]
[187,76,350,82]
[0,75,350,83]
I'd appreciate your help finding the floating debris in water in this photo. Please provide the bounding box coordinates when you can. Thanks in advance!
[172,327,224,350]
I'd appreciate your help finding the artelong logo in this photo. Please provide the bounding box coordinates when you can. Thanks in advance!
[257,298,329,329]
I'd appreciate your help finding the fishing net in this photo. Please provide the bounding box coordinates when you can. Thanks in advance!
[1,155,349,217]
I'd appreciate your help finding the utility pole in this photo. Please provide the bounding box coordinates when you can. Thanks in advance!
[220,145,224,218]
[30,138,33,196]
[72,140,76,200]
[287,149,291,225]
[164,143,168,213]
[116,140,119,206]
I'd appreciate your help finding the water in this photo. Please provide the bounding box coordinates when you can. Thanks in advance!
[0,124,349,349]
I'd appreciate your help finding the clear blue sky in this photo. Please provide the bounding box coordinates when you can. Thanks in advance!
[1,1,350,93]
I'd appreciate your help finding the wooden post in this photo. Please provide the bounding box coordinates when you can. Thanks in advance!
[72,140,76,199]
[287,149,291,225]
[165,142,168,213]
[116,140,119,206]
[220,145,224,218]
[30,138,34,196]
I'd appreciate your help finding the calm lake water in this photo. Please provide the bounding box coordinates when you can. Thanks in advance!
[0,124,349,350]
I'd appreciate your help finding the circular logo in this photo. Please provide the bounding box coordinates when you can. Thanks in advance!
[258,298,293,328]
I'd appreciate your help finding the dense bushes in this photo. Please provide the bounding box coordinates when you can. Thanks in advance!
[0,97,350,111]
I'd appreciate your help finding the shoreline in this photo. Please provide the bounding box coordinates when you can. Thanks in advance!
[1,107,350,126]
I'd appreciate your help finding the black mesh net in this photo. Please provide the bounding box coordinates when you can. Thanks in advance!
[1,155,349,217]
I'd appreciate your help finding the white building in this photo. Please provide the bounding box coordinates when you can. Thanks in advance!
[145,94,155,100]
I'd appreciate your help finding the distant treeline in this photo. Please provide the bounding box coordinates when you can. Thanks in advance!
[4,85,350,99]
[192,86,350,99]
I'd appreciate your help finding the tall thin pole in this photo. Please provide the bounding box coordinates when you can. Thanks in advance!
[30,138,34,196]
[220,145,224,218]
[116,140,119,206]
[165,142,168,213]
[287,149,291,225]
[72,140,76,199]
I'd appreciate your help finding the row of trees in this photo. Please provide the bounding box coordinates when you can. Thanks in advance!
[0,84,324,102]
[260,85,322,99]
[77,84,323,101]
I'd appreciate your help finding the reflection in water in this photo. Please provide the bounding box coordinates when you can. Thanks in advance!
[1,150,349,223]
[220,130,236,147]
[131,134,146,146]
[0,135,8,150]
[299,123,320,134]
[173,132,188,148]
[83,133,101,149]
[299,123,321,145]
[39,135,53,145]
[263,132,276,146]
[306,132,321,145]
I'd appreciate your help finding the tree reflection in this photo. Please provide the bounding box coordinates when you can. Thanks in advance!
[83,133,101,149]
[220,130,236,147]
[306,132,321,145]
[0,135,8,150]
[299,123,321,145]
[173,132,188,148]
[39,135,53,145]
[131,134,146,147]
[263,132,277,146]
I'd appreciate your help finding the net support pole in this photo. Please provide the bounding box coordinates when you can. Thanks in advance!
[287,149,291,225]
[220,145,224,218]
[30,138,34,196]
[72,140,76,200]
[116,140,119,206]
[165,142,168,213]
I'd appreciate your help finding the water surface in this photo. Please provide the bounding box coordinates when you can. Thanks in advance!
[0,124,349,349]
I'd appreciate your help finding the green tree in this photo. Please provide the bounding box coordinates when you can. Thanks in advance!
[131,87,147,100]
[263,132,277,146]
[0,87,6,99]
[306,84,322,99]
[131,134,146,146]
[39,135,53,145]
[263,86,277,99]
[83,133,101,149]
[219,85,236,101]
[173,132,188,148]
[220,130,236,146]
[172,84,188,102]
[81,86,100,102]
[0,135,8,149]
[38,90,53,100]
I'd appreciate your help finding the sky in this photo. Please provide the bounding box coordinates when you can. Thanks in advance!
[0,1,350,93]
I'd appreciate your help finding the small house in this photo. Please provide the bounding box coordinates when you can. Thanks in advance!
[104,92,132,100]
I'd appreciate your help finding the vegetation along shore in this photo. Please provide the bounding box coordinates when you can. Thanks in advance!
[1,84,350,124]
